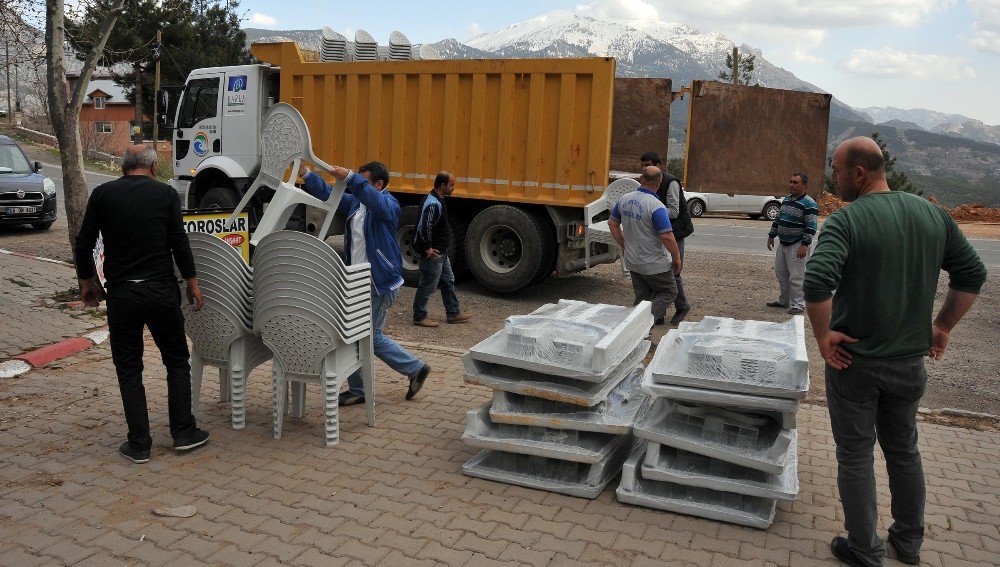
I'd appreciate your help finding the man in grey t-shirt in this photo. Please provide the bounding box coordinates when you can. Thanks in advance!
[609,166,683,325]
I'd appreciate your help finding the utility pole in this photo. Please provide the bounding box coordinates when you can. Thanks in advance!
[152,30,161,147]
[4,39,11,124]
[732,47,739,86]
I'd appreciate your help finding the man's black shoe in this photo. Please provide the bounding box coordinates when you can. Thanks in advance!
[173,429,210,452]
[406,364,431,400]
[888,536,920,565]
[669,307,690,325]
[830,537,867,567]
[339,391,365,406]
[653,317,665,326]
[119,441,150,464]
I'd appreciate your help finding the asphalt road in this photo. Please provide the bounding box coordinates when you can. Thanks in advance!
[689,220,1000,268]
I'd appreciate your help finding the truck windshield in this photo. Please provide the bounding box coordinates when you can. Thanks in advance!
[0,144,32,174]
[177,77,220,129]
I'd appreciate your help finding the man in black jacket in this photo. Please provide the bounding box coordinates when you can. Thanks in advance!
[640,152,695,324]
[74,144,209,464]
[412,171,470,327]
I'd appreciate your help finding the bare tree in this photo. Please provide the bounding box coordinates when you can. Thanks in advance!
[45,0,126,245]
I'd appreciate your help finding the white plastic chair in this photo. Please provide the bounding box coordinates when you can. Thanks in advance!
[227,103,346,246]
[583,178,640,276]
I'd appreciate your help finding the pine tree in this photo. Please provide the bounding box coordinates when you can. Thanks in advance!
[870,132,922,195]
[718,51,755,85]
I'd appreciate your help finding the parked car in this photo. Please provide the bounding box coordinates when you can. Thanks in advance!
[684,190,783,221]
[0,135,57,230]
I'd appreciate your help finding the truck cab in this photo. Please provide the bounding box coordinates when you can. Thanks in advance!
[170,65,278,212]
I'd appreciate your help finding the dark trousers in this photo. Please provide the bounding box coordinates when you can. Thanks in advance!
[412,255,460,321]
[826,355,927,566]
[674,238,688,311]
[106,280,197,451]
[629,270,678,319]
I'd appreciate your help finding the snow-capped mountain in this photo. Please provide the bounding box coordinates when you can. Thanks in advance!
[461,11,866,122]
[857,106,974,131]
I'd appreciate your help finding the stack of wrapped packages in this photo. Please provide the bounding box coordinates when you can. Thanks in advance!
[461,300,653,498]
[617,316,807,529]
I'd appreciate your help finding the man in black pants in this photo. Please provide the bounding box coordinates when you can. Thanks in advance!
[412,171,470,327]
[74,144,209,464]
[640,152,694,324]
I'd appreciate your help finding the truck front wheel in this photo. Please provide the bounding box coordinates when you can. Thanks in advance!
[199,186,239,210]
[466,205,546,293]
[397,206,422,286]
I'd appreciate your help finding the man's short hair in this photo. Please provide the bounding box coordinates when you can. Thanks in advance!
[792,172,809,185]
[639,151,662,165]
[844,145,886,173]
[122,145,157,173]
[640,167,663,185]
[433,171,451,189]
[359,161,390,188]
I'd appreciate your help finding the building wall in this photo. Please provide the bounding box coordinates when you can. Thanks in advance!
[79,104,135,156]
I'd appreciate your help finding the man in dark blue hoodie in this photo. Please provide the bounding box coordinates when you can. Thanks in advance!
[299,161,431,405]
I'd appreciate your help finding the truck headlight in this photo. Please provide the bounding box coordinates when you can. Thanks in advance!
[42,178,56,197]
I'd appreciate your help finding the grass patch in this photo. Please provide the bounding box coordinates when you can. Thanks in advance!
[52,287,81,302]
[6,278,31,287]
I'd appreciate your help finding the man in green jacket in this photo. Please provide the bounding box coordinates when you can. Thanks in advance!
[804,137,987,567]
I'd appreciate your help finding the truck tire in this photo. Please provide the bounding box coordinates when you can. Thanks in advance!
[762,201,781,221]
[466,205,546,293]
[688,198,705,218]
[199,186,239,210]
[449,217,471,281]
[529,212,557,286]
[396,206,422,286]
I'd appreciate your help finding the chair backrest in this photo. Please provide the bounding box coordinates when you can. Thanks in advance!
[584,178,640,224]
[184,305,245,363]
[259,104,313,185]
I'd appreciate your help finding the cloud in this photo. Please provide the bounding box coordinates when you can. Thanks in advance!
[968,0,1000,54]
[839,47,976,81]
[576,0,659,21]
[468,23,483,37]
[249,13,278,27]
[638,0,954,29]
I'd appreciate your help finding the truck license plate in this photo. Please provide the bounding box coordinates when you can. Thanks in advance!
[5,206,38,215]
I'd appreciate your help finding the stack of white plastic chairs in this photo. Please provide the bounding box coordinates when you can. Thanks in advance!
[412,44,440,60]
[183,233,272,430]
[387,31,412,60]
[352,30,378,61]
[617,316,807,529]
[461,300,653,498]
[252,230,375,446]
[320,27,348,62]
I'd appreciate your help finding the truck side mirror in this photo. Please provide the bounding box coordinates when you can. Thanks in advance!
[157,89,171,128]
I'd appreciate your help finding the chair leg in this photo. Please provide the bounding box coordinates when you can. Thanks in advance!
[228,339,247,430]
[273,365,285,440]
[322,360,340,446]
[290,382,307,418]
[219,367,232,403]
[361,336,376,427]
[190,350,204,414]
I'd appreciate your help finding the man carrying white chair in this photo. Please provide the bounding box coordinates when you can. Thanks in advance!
[298,161,432,406]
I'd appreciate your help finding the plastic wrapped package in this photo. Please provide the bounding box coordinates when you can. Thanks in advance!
[641,369,799,429]
[641,436,799,501]
[633,398,793,475]
[462,437,636,499]
[647,317,808,400]
[489,369,649,434]
[616,442,777,529]
[463,402,629,463]
[464,342,649,406]
[468,300,653,379]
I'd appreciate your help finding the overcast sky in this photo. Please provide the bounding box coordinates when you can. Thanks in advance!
[238,0,1000,124]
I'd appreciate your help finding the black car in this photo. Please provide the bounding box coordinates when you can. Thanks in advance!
[0,135,57,230]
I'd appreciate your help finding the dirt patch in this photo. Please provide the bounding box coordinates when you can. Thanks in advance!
[817,192,847,216]
[820,191,1000,229]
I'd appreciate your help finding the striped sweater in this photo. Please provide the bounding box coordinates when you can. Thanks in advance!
[769,194,819,246]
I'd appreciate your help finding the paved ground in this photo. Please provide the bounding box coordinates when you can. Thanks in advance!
[1,338,998,567]
[0,251,104,359]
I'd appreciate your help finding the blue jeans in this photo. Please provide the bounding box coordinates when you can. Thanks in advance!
[347,287,424,396]
[826,354,927,567]
[412,255,460,321]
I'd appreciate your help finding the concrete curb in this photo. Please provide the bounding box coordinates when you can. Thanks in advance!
[1,327,109,379]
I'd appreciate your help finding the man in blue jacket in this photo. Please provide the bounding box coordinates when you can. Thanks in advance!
[299,161,431,405]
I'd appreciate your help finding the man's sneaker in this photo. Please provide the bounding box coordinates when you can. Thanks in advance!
[888,536,920,565]
[766,301,787,308]
[447,312,471,324]
[830,537,867,567]
[669,307,690,325]
[338,391,365,406]
[173,429,210,452]
[413,318,440,328]
[119,441,150,464]
[788,307,804,315]
[406,364,431,400]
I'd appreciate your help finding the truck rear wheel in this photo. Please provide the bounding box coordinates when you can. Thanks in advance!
[397,206,422,286]
[529,212,557,286]
[466,205,546,293]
